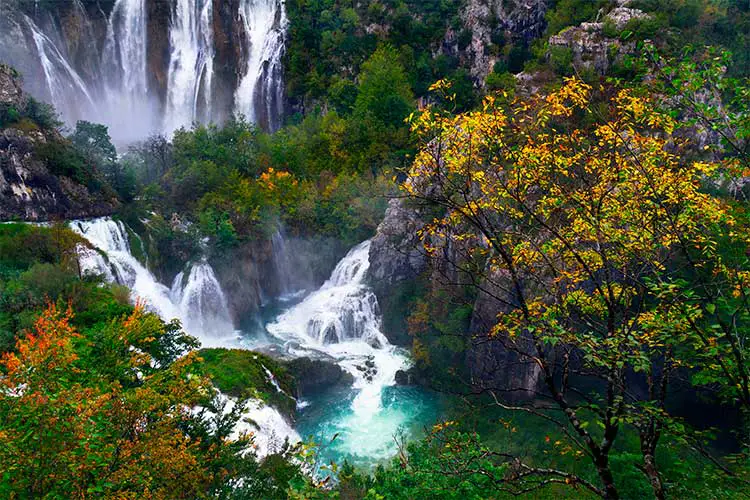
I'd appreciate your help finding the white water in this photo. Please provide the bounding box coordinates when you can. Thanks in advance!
[163,0,215,135]
[70,218,234,343]
[234,0,288,131]
[170,260,234,344]
[101,0,157,142]
[24,15,97,124]
[267,241,413,458]
[203,394,300,458]
[7,1,287,141]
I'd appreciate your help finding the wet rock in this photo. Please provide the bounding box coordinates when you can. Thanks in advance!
[286,357,354,397]
[395,369,412,385]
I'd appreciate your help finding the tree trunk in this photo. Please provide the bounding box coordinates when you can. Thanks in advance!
[641,446,665,500]
[594,455,619,499]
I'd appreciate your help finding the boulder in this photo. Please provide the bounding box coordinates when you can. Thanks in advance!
[285,357,354,397]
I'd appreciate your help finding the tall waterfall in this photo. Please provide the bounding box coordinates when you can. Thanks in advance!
[267,240,408,419]
[163,0,215,135]
[24,16,96,124]
[71,218,235,343]
[2,1,287,142]
[101,0,156,141]
[234,0,288,131]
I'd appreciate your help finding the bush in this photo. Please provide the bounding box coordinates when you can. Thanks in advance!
[24,97,61,130]
[0,104,20,127]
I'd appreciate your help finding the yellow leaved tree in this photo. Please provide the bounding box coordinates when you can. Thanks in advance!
[403,78,749,499]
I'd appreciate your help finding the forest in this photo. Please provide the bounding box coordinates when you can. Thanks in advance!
[0,0,749,498]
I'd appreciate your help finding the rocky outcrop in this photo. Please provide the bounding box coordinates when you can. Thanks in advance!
[368,198,428,298]
[0,65,117,221]
[459,0,548,85]
[467,268,544,398]
[212,232,345,322]
[547,6,648,75]
[286,357,354,397]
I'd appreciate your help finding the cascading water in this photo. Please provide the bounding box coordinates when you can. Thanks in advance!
[70,218,234,343]
[101,0,157,142]
[266,241,438,464]
[24,15,97,124]
[270,228,296,296]
[163,0,215,135]
[234,0,287,131]
[3,0,288,140]
[170,260,234,344]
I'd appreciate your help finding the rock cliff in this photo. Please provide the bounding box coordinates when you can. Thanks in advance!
[0,65,117,221]
[458,0,548,86]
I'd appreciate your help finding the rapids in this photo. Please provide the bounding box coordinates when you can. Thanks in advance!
[71,218,440,467]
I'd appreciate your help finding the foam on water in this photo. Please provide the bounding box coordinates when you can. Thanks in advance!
[266,240,437,464]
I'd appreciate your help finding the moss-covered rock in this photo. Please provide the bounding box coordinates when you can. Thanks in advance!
[196,348,297,418]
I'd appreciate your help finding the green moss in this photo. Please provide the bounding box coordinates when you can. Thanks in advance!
[196,348,297,417]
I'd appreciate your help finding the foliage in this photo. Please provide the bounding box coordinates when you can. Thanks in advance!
[353,45,414,129]
[70,120,137,201]
[402,77,749,497]
[284,0,465,104]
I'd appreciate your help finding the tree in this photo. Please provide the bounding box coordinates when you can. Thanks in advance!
[0,303,213,498]
[70,120,118,165]
[403,77,747,498]
[354,45,414,130]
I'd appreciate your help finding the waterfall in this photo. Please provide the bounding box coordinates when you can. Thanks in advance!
[24,15,96,123]
[200,393,300,458]
[267,241,386,346]
[266,240,407,418]
[163,0,215,135]
[101,0,156,142]
[71,218,234,343]
[234,0,287,131]
[4,1,288,140]
[270,228,295,295]
[170,260,234,342]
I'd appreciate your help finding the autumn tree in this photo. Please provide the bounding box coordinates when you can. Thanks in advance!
[0,302,282,499]
[402,78,748,498]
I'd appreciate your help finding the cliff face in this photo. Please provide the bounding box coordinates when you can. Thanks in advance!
[547,6,648,75]
[458,0,548,86]
[0,66,118,222]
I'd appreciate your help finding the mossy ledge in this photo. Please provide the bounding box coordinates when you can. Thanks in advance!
[196,348,297,419]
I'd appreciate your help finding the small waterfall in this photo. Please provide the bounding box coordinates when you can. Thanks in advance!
[267,241,386,346]
[234,0,287,131]
[202,393,300,458]
[163,0,215,135]
[71,218,234,342]
[170,260,234,341]
[266,240,407,418]
[24,15,96,123]
[270,228,295,295]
